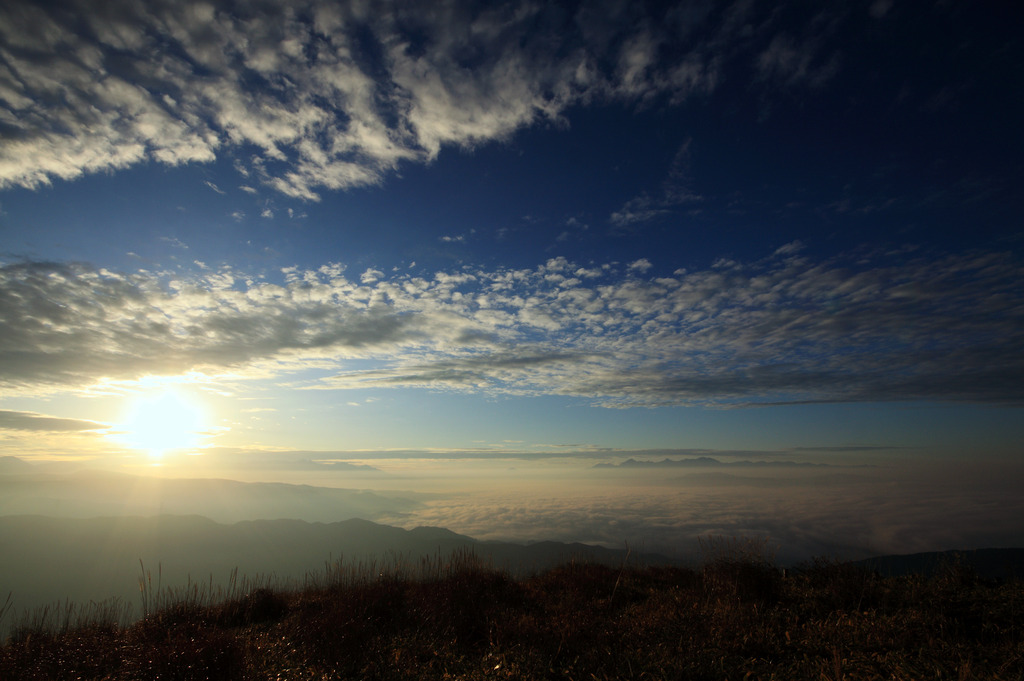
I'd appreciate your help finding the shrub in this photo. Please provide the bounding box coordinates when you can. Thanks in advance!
[699,535,782,606]
[2,552,1023,680]
[793,556,881,613]
[217,587,288,627]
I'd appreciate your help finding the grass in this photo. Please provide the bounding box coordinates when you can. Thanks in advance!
[1,545,1022,680]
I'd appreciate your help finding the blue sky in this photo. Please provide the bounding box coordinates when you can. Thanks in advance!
[0,0,1022,476]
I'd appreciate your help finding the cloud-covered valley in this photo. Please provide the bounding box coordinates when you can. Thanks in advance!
[381,461,1024,564]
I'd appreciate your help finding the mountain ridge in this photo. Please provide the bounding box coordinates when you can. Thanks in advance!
[0,513,667,632]
[592,456,855,469]
[0,469,423,523]
[850,547,1024,580]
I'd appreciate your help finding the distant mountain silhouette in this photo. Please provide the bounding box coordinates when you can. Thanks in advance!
[0,456,33,474]
[593,457,833,468]
[851,548,1024,580]
[676,471,878,487]
[0,469,420,522]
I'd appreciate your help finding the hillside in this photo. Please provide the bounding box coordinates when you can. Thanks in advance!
[0,469,418,522]
[0,514,663,630]
[854,548,1024,580]
[2,551,1022,680]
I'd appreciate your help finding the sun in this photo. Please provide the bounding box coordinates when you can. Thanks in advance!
[113,388,207,460]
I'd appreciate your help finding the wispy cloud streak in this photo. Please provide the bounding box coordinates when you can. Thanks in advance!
[0,410,106,432]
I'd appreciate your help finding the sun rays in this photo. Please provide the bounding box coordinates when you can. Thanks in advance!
[111,387,208,461]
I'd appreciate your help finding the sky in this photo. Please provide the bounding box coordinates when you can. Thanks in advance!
[0,1,1023,559]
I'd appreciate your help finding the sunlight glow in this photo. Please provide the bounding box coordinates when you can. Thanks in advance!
[112,388,207,460]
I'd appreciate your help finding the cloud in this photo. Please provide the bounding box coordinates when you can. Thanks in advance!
[754,5,844,89]
[360,268,384,283]
[325,351,587,391]
[609,139,700,227]
[0,0,753,199]
[159,236,188,250]
[0,260,418,390]
[0,410,106,432]
[773,240,804,256]
[1,248,1022,405]
[757,34,840,88]
[609,194,669,227]
[627,258,653,273]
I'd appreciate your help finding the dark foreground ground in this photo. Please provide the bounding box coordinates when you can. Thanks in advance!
[2,550,1022,680]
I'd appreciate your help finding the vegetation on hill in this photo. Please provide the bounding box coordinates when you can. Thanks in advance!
[1,545,1022,680]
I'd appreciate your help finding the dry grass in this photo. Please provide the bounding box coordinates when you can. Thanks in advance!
[1,547,1022,680]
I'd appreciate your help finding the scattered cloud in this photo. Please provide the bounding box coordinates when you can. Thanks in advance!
[773,240,805,256]
[757,34,840,89]
[441,229,475,244]
[609,193,669,227]
[0,0,797,199]
[359,268,384,284]
[755,6,844,89]
[160,236,188,250]
[556,217,590,244]
[204,180,226,195]
[869,0,893,19]
[627,258,653,273]
[1,248,1021,406]
[609,139,701,227]
[0,410,107,432]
